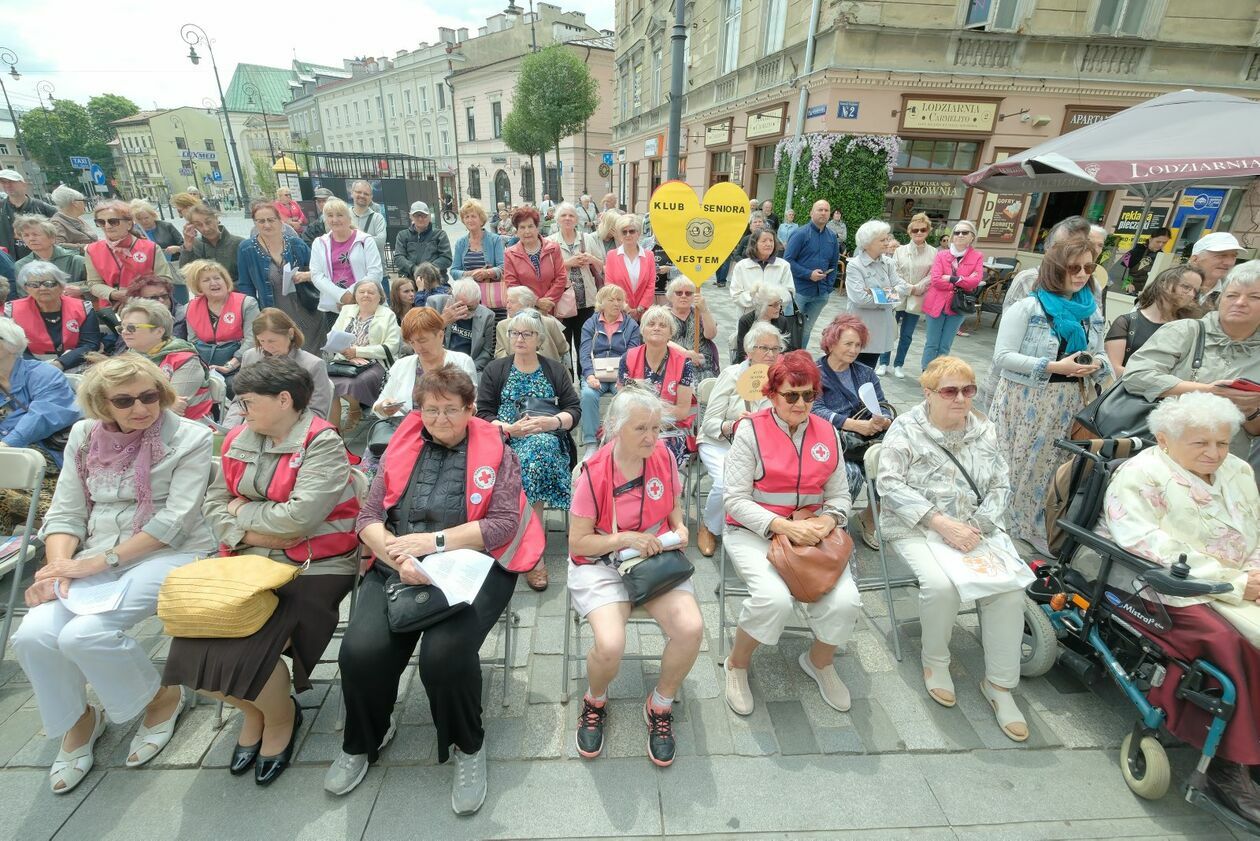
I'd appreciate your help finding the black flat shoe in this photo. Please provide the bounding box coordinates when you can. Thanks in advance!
[229,741,261,776]
[254,698,303,787]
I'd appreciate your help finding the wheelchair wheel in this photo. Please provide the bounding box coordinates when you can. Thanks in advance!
[1120,731,1171,800]
[1020,597,1058,678]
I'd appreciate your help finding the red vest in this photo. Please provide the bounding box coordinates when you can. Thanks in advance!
[220,416,361,563]
[623,344,696,430]
[186,292,246,344]
[380,413,544,573]
[9,295,87,355]
[85,236,159,308]
[726,408,840,528]
[571,440,676,565]
[155,349,214,421]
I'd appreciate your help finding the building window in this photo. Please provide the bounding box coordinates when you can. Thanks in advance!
[963,0,1023,31]
[618,65,630,120]
[409,133,417,155]
[175,136,188,150]
[393,135,400,150]
[632,60,643,114]
[205,139,215,151]
[0,144,8,156]
[652,48,662,107]
[420,86,429,112]
[709,150,732,185]
[895,138,982,172]
[353,102,360,122]
[440,129,451,155]
[492,102,503,138]
[404,90,413,114]
[424,131,433,155]
[436,84,446,110]
[211,161,221,176]
[720,0,742,75]
[468,167,481,198]
[388,94,396,117]
[763,0,786,53]
[521,165,535,203]
[1093,0,1156,36]
[375,96,382,117]
[751,144,778,200]
[366,99,373,121]
[650,158,663,192]
[466,106,477,141]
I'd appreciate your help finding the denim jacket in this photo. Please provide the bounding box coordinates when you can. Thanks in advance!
[236,233,311,309]
[994,295,1111,387]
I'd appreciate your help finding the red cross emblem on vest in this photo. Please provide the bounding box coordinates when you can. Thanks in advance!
[473,465,496,489]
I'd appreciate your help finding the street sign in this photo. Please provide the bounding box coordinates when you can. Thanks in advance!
[203,174,212,184]
[211,169,223,182]
[602,152,614,166]
[598,163,611,178]
[90,164,106,186]
[69,156,91,170]
[837,101,859,119]
[806,104,827,119]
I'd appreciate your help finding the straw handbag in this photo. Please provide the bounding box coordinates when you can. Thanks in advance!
[157,554,307,639]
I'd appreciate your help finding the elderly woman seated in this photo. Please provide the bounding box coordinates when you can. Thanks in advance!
[569,388,702,768]
[123,274,188,340]
[722,351,861,718]
[664,276,719,381]
[579,284,641,457]
[48,185,96,253]
[165,358,361,786]
[694,322,783,557]
[876,356,1027,741]
[182,259,260,379]
[226,308,333,426]
[426,278,495,374]
[477,308,581,592]
[11,355,214,793]
[495,285,569,361]
[118,299,213,421]
[13,214,87,292]
[1099,392,1260,821]
[619,305,696,469]
[0,317,82,532]
[8,262,101,371]
[326,280,401,433]
[329,366,543,812]
[733,286,796,363]
[373,307,478,420]
[85,200,175,309]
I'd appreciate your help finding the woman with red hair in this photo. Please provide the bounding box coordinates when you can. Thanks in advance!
[720,349,861,718]
[503,207,567,318]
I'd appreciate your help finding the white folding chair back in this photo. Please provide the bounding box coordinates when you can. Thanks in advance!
[859,443,921,661]
[0,447,48,660]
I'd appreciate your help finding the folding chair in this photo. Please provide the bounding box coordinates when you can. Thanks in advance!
[560,589,665,704]
[0,448,46,661]
[715,539,816,661]
[686,377,718,528]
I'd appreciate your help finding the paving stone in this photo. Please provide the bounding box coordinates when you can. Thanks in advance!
[813,725,866,755]
[952,680,1059,750]
[376,720,437,765]
[481,668,529,719]
[847,629,897,673]
[847,697,906,754]
[681,656,721,700]
[140,704,224,769]
[607,661,646,700]
[483,703,565,761]
[200,726,237,769]
[0,708,45,766]
[688,696,735,756]
[766,700,820,755]
[530,654,567,705]
[866,671,982,753]
[531,615,566,654]
[0,768,98,841]
[952,814,1231,840]
[725,702,778,757]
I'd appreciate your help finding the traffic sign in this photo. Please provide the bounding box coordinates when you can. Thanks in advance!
[211,169,223,182]
[203,174,212,184]
[602,152,614,166]
[69,156,91,170]
[90,164,106,186]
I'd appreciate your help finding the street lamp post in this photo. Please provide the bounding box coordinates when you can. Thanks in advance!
[180,23,247,206]
[34,80,63,185]
[0,48,34,182]
[242,80,277,197]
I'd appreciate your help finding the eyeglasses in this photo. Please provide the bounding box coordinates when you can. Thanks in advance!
[752,345,781,354]
[508,330,538,340]
[1176,283,1202,296]
[121,322,158,334]
[95,217,129,228]
[931,385,978,400]
[420,406,467,420]
[139,293,172,302]
[108,389,160,409]
[674,290,694,297]
[25,279,61,289]
[777,390,817,404]
[908,227,930,234]
[1065,262,1098,275]
[951,230,974,237]
[621,229,640,235]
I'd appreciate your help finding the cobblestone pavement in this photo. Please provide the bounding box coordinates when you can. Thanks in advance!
[0,266,1243,840]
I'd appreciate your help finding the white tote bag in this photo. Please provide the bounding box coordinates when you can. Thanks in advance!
[925,531,1034,602]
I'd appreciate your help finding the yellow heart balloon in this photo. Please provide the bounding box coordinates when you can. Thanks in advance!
[648,180,751,288]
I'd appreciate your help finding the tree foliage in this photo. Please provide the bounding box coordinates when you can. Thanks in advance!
[507,44,600,200]
[20,94,138,190]
[251,154,277,198]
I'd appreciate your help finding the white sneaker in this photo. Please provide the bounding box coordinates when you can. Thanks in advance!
[798,652,851,712]
[451,745,487,815]
[893,367,905,379]
[874,364,888,376]
[723,659,753,716]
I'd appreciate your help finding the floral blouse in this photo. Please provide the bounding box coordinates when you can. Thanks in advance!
[1099,446,1260,608]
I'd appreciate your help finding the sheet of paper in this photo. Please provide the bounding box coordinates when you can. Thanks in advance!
[56,575,130,616]
[615,530,683,564]
[412,549,496,605]
[322,330,355,355]
[282,262,295,296]
[858,383,885,418]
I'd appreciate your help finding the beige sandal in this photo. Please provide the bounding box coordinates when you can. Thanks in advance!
[981,680,1028,742]
[923,666,956,707]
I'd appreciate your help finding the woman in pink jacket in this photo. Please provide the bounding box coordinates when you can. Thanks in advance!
[602,213,656,320]
[503,207,567,317]
[921,220,984,368]
[273,187,307,235]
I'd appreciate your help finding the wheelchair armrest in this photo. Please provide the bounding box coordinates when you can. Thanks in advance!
[1143,568,1233,598]
[1057,522,1233,597]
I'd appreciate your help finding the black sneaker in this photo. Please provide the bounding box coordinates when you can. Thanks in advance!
[643,699,676,767]
[575,696,607,759]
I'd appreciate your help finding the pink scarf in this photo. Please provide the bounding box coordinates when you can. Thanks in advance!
[75,413,167,537]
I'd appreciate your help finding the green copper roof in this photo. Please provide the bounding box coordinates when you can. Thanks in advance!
[223,64,294,114]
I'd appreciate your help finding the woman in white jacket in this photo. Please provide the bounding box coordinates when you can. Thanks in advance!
[326,280,401,432]
[728,230,795,319]
[307,198,384,316]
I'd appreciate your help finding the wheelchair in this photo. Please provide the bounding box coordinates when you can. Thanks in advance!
[1020,437,1259,836]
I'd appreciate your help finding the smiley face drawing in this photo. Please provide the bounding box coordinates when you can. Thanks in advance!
[685,218,714,249]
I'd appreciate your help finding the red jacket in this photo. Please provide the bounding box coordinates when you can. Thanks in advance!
[503,239,567,306]
[186,292,246,344]
[85,236,160,308]
[9,295,87,355]
[274,199,307,230]
[603,247,657,314]
[571,440,676,565]
[924,247,985,317]
[726,408,840,528]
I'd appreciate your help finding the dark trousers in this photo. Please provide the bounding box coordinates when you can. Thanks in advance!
[561,306,595,374]
[339,563,517,763]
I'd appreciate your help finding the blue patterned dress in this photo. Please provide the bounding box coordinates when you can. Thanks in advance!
[500,364,572,508]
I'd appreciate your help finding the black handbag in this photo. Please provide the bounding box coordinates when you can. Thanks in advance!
[326,360,360,378]
[1072,320,1205,440]
[841,402,896,464]
[383,571,467,633]
[294,278,321,313]
[619,549,695,607]
[947,256,979,315]
[518,395,578,470]
[367,414,404,457]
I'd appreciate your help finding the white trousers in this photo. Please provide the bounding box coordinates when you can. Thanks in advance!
[724,527,860,647]
[893,536,1024,689]
[12,551,197,738]
[698,441,729,535]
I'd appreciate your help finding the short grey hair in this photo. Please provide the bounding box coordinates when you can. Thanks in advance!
[505,307,545,338]
[554,201,577,219]
[749,211,766,223]
[450,277,481,305]
[1220,260,1260,296]
[754,285,785,318]
[13,214,58,240]
[119,297,174,340]
[129,199,158,218]
[665,276,695,298]
[1148,392,1243,440]
[17,260,69,289]
[639,304,675,333]
[743,320,787,353]
[351,279,383,298]
[602,386,665,443]
[50,184,86,209]
[0,318,28,355]
[350,179,373,193]
[505,285,538,308]
[855,219,892,251]
[1089,224,1108,240]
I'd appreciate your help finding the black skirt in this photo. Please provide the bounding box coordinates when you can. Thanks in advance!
[164,572,355,701]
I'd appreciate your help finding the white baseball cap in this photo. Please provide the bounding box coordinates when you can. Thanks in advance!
[409,201,431,216]
[1192,231,1242,255]
[0,169,24,182]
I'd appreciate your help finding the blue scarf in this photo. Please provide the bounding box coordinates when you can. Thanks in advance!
[1034,288,1095,355]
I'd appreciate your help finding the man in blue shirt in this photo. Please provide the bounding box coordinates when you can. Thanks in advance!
[784,199,840,348]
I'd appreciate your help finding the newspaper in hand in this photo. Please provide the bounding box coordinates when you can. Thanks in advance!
[410,549,495,605]
[322,330,356,355]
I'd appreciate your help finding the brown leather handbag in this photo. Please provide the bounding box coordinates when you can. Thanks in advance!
[767,509,855,603]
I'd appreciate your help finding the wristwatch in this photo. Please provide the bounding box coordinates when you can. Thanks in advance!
[434,531,446,552]
[104,549,120,569]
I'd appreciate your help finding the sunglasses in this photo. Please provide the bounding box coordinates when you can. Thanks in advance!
[25,279,61,289]
[951,230,974,237]
[121,322,159,334]
[932,385,978,400]
[1066,262,1098,275]
[95,217,129,228]
[777,390,817,404]
[909,227,930,234]
[139,293,172,302]
[108,389,161,409]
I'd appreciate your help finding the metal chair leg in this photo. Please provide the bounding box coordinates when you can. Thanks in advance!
[501,606,514,707]
[717,542,729,661]
[870,477,903,662]
[561,589,573,705]
[0,463,44,662]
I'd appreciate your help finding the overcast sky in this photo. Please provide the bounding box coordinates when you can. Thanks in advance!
[2,0,614,116]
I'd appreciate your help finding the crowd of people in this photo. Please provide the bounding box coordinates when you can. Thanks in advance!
[2,163,1260,823]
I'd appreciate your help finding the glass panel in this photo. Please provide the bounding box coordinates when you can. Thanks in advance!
[993,0,1018,30]
[1094,0,1119,33]
[1119,0,1146,35]
[930,141,955,170]
[895,141,911,169]
[755,145,776,170]
[965,0,991,28]
[907,140,932,169]
[953,142,980,170]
